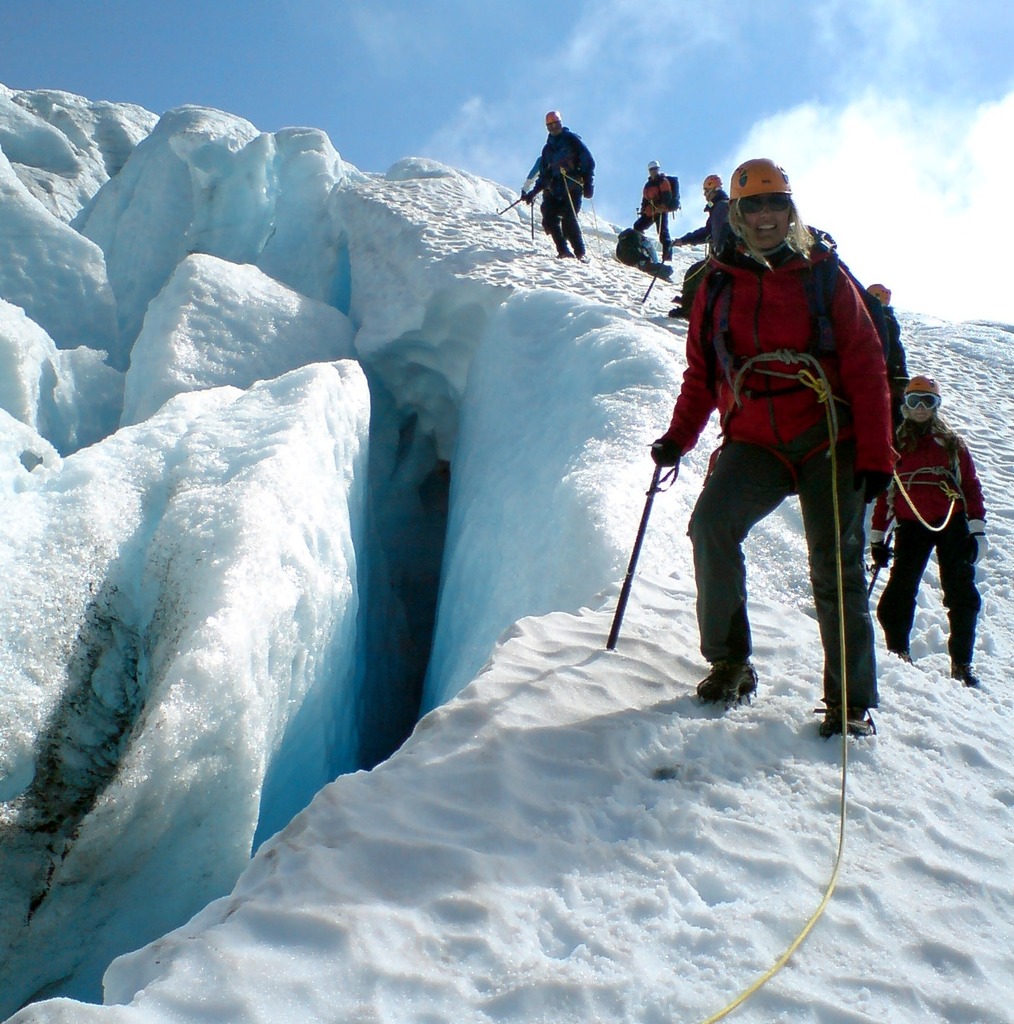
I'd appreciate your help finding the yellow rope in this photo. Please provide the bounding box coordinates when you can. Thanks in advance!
[561,167,598,256]
[729,350,842,442]
[892,470,958,532]
[695,360,853,1024]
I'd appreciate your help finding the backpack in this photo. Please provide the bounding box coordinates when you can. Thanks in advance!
[665,175,681,212]
[701,231,907,403]
[616,228,659,268]
[805,233,906,384]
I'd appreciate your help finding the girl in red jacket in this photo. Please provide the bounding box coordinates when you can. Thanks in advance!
[651,158,897,738]
[869,375,987,686]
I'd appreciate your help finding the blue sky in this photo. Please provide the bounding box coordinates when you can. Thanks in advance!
[5,0,1014,323]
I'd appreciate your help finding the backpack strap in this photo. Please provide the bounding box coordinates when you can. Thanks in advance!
[804,239,839,357]
[701,267,736,393]
[703,267,809,402]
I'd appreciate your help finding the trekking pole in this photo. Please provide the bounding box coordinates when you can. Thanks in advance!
[640,274,657,305]
[497,195,525,216]
[588,197,601,257]
[530,201,535,242]
[607,463,669,650]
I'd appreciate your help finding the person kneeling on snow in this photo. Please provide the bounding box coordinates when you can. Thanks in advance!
[649,158,896,738]
[869,375,987,687]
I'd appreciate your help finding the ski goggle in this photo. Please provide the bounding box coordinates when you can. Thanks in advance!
[737,193,791,214]
[904,392,941,410]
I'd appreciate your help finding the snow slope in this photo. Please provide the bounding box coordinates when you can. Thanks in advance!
[1,84,1012,1023]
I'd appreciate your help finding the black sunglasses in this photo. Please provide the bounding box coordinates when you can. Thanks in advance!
[737,193,791,214]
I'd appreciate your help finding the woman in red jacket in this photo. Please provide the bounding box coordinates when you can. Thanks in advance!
[651,158,897,738]
[869,375,987,686]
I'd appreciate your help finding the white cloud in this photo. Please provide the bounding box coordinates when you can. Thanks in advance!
[732,89,1014,325]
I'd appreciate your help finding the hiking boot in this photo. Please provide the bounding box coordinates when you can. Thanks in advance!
[696,660,757,706]
[668,307,689,320]
[951,662,979,687]
[888,647,913,664]
[556,250,575,259]
[818,705,876,739]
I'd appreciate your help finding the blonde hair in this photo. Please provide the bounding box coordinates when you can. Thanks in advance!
[728,198,815,266]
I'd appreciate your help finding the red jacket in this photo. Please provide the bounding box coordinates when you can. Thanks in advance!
[662,245,896,473]
[871,428,985,531]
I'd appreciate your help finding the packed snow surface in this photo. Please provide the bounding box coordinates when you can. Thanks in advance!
[0,84,1012,1024]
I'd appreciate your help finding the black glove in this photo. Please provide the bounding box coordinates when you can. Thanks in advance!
[521,190,534,206]
[870,542,892,569]
[854,470,892,504]
[650,437,681,467]
[967,532,988,564]
[583,180,594,199]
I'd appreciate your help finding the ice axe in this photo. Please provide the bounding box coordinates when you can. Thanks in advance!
[607,462,675,650]
[866,565,882,598]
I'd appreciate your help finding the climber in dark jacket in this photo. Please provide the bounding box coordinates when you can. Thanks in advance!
[669,174,731,318]
[866,282,909,427]
[522,110,595,260]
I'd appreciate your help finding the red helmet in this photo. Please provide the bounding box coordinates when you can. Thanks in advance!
[730,158,791,200]
[702,174,722,192]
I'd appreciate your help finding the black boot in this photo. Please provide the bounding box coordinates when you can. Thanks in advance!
[696,660,757,706]
[818,705,876,738]
[951,662,979,687]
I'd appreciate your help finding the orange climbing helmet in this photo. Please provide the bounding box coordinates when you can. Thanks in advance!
[730,158,791,200]
[905,375,941,398]
[867,283,892,305]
